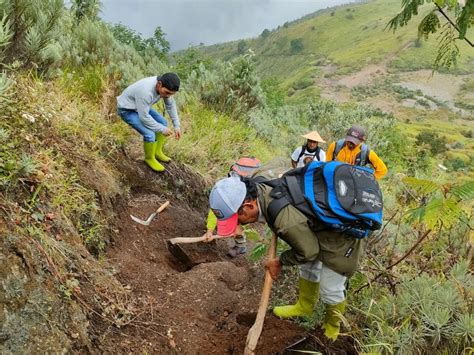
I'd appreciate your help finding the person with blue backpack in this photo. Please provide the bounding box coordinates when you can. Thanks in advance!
[209,160,383,341]
[326,125,387,180]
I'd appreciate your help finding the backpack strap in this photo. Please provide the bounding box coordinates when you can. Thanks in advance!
[298,145,322,164]
[333,139,345,160]
[253,176,289,227]
[296,145,306,164]
[356,144,370,166]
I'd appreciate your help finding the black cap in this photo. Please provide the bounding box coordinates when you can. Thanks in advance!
[158,73,180,92]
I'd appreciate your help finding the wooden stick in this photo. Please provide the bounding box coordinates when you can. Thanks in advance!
[156,200,170,213]
[167,234,231,244]
[244,232,277,355]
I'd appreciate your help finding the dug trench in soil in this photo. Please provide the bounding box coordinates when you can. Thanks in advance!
[98,159,357,354]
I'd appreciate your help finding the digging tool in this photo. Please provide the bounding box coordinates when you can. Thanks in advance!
[166,234,230,269]
[244,232,277,355]
[130,201,170,226]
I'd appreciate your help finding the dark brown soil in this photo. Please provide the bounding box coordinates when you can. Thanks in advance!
[97,160,357,354]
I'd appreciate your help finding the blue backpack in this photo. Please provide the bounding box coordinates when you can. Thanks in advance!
[258,161,383,238]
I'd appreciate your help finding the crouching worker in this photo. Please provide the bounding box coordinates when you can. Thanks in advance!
[209,162,382,341]
[204,157,261,258]
[117,73,182,172]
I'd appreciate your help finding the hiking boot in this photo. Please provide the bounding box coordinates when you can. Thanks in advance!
[155,132,171,162]
[273,278,319,318]
[227,245,247,258]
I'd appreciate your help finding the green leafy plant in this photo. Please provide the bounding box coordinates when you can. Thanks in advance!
[388,0,474,70]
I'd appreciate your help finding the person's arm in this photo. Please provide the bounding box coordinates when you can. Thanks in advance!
[203,209,218,242]
[206,209,217,231]
[368,150,388,180]
[136,94,168,133]
[290,147,301,169]
[326,142,335,162]
[163,97,180,128]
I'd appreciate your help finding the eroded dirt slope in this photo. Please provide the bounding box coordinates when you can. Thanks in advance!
[96,157,357,354]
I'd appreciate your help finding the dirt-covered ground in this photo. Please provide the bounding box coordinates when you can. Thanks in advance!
[93,157,357,354]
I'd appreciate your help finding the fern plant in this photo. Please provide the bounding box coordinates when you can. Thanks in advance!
[402,177,473,230]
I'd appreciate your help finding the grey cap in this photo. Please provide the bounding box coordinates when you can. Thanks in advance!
[345,125,367,145]
[209,177,246,220]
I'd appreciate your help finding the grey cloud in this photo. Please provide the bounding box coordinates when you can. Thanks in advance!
[100,0,353,51]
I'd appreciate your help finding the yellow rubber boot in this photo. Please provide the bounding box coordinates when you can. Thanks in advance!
[322,301,346,341]
[155,133,171,162]
[144,142,164,172]
[273,278,319,318]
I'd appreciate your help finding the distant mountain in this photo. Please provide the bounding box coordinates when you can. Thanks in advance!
[193,0,473,106]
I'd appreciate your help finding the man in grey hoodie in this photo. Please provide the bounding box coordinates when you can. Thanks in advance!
[117,73,181,172]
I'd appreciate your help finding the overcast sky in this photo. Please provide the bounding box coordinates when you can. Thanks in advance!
[100,0,354,51]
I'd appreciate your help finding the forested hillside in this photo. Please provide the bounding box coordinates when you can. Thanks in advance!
[0,0,472,354]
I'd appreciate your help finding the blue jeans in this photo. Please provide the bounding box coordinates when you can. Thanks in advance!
[117,108,168,142]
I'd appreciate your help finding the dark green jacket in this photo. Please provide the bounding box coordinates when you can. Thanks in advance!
[256,183,367,277]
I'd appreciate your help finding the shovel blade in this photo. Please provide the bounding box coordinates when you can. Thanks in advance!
[166,240,197,270]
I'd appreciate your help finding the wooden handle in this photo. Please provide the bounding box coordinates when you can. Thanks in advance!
[244,232,277,355]
[168,234,232,245]
[156,201,170,213]
[168,236,207,244]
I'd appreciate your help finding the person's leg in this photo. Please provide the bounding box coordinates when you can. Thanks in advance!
[273,260,322,318]
[227,234,247,258]
[149,109,171,162]
[118,109,164,171]
[319,265,347,341]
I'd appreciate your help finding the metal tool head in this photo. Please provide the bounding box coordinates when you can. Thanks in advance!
[166,239,197,271]
[130,211,158,226]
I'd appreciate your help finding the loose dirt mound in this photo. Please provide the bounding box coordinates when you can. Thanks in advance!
[98,160,357,354]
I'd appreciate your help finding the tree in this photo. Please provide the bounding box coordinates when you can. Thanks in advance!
[260,29,270,39]
[388,0,473,69]
[110,23,169,60]
[237,40,247,54]
[71,0,101,22]
[145,26,170,58]
[290,38,304,54]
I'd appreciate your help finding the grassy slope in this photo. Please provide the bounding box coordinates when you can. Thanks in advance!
[200,0,473,85]
[194,0,474,179]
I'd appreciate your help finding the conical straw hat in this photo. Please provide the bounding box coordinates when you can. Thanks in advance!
[301,131,326,143]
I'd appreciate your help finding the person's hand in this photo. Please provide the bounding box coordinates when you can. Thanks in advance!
[163,128,172,137]
[174,128,181,140]
[203,230,214,242]
[264,258,281,281]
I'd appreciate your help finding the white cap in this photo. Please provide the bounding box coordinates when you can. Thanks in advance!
[209,177,246,220]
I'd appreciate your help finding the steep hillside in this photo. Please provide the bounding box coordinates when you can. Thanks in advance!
[188,0,474,177]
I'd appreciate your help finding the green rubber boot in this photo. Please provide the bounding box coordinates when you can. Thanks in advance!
[273,278,319,318]
[155,133,171,162]
[144,141,165,172]
[322,301,346,341]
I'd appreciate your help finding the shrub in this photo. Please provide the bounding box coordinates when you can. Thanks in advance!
[186,52,265,118]
[260,29,270,38]
[415,130,448,155]
[290,38,304,54]
[292,77,313,90]
[237,40,247,54]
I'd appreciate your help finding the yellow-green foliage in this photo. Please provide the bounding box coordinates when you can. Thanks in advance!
[166,99,278,179]
[1,74,129,253]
